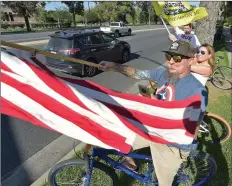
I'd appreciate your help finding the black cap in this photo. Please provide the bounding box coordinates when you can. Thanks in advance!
[162,40,196,58]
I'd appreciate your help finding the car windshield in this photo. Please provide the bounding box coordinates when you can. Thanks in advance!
[110,23,120,26]
[48,37,73,49]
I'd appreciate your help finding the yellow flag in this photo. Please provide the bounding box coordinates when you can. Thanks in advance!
[152,1,208,27]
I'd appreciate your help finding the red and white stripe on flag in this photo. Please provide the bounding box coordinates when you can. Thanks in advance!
[0,48,202,153]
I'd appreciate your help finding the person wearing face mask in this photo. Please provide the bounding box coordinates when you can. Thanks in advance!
[190,44,215,86]
[169,23,201,49]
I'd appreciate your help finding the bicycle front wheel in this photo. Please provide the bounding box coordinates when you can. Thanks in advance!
[211,66,232,90]
[198,112,231,144]
[173,151,217,186]
[48,159,119,186]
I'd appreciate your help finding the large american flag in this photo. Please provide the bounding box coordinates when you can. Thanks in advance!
[1,48,201,153]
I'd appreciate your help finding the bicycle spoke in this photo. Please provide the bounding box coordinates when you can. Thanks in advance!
[174,151,216,186]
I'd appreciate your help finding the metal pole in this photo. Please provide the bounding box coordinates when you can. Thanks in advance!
[159,15,171,35]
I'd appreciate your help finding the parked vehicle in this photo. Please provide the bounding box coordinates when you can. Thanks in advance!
[45,29,131,77]
[100,22,132,38]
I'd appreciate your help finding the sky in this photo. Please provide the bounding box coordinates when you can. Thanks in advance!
[45,1,201,11]
[45,1,95,11]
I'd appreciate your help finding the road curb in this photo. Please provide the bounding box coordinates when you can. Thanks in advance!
[15,27,171,46]
[1,135,82,186]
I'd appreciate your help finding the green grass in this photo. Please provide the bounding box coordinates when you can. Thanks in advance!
[199,83,232,186]
[214,37,230,67]
[215,50,230,67]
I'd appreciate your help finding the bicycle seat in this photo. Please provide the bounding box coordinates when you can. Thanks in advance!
[218,56,224,59]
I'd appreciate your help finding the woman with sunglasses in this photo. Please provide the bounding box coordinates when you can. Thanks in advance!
[190,44,215,86]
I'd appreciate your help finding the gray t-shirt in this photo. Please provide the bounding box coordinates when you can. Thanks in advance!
[148,67,208,150]
[149,67,207,115]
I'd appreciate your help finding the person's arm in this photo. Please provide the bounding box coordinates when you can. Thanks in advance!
[99,61,151,80]
[169,34,178,41]
[190,64,212,77]
[194,35,201,48]
[111,64,151,80]
[100,61,165,81]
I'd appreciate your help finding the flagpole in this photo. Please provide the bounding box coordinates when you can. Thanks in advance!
[1,40,101,68]
[159,15,171,35]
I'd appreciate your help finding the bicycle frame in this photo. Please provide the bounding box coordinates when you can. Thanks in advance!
[199,120,210,133]
[84,147,158,186]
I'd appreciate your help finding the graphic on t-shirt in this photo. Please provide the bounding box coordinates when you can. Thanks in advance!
[156,83,175,101]
[181,34,192,42]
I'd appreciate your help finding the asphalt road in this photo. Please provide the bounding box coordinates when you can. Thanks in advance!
[1,28,171,184]
[1,25,165,43]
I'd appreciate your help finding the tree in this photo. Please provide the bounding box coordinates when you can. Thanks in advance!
[1,10,5,22]
[102,2,118,23]
[94,3,107,25]
[2,1,46,31]
[225,1,232,18]
[62,1,84,27]
[195,2,225,45]
[54,7,72,26]
[224,2,232,26]
[136,2,154,25]
[84,8,99,24]
[35,6,47,23]
[116,2,136,24]
[46,11,58,23]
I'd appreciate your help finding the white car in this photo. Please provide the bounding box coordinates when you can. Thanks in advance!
[100,22,132,38]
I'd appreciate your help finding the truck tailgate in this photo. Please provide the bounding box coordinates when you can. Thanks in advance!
[100,27,112,32]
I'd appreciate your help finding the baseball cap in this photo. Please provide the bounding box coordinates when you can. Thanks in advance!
[162,40,197,58]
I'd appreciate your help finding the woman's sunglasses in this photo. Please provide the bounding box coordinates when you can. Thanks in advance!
[165,54,188,63]
[197,50,206,55]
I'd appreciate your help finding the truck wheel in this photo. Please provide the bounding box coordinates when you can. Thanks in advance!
[128,29,132,36]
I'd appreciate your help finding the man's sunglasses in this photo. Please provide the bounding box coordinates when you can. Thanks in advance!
[165,54,188,63]
[197,50,206,55]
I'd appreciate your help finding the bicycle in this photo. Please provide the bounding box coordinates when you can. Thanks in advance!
[199,112,231,144]
[209,56,232,90]
[48,143,217,186]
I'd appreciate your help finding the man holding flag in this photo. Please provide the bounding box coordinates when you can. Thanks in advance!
[152,1,208,49]
[169,23,201,48]
[100,40,208,186]
[2,38,206,186]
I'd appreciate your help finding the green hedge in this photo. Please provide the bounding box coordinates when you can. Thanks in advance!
[1,23,25,29]
[31,23,72,28]
[1,22,72,29]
